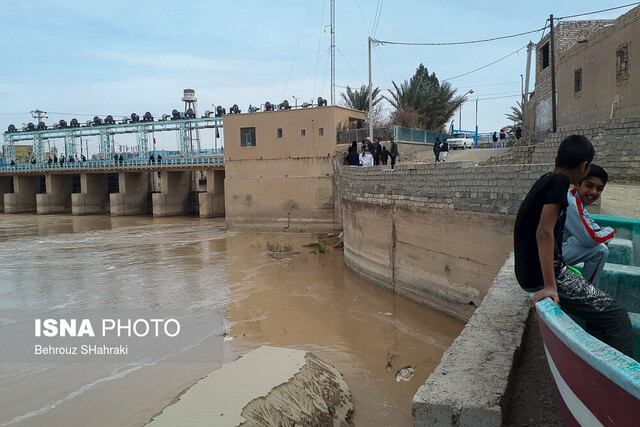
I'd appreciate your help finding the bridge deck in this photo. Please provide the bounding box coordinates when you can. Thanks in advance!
[0,156,225,175]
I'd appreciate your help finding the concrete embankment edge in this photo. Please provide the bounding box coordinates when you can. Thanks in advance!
[412,253,530,426]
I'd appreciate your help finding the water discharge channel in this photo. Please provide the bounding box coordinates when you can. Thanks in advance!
[0,215,464,426]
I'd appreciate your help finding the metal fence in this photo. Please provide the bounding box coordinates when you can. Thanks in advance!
[393,126,452,144]
[0,155,225,172]
[336,127,393,144]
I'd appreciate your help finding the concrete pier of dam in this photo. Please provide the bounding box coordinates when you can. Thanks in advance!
[0,166,225,218]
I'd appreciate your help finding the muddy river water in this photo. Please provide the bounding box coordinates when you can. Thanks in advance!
[0,215,464,426]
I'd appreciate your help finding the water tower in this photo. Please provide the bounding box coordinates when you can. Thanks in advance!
[182,88,201,151]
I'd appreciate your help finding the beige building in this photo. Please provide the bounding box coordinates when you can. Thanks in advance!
[526,20,613,133]
[557,6,640,126]
[527,5,640,131]
[223,106,367,232]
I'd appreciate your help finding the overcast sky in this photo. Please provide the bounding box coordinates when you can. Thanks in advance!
[0,1,634,153]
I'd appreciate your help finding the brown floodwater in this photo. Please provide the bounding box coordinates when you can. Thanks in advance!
[0,214,464,426]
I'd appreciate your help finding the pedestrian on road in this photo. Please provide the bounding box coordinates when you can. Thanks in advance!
[389,137,399,169]
[441,139,449,162]
[492,132,499,148]
[381,146,389,165]
[433,137,441,162]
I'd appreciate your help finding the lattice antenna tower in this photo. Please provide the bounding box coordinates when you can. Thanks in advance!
[182,89,201,152]
[330,0,335,105]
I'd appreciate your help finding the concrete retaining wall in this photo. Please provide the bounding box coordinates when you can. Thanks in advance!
[338,162,550,319]
[412,254,530,426]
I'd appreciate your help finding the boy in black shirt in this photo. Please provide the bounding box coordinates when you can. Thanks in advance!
[514,135,633,357]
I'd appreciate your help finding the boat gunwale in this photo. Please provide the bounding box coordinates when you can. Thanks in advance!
[536,299,640,400]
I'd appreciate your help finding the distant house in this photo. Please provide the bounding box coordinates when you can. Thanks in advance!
[525,19,614,132]
[526,5,640,132]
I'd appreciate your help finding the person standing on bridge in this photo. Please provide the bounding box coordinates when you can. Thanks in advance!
[114,154,119,165]
[149,154,155,165]
[59,155,65,166]
[119,154,124,166]
[157,155,162,165]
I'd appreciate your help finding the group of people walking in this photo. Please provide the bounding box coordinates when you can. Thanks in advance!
[346,137,399,169]
[432,137,449,162]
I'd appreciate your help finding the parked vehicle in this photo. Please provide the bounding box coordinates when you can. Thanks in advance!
[446,133,474,149]
[536,214,640,426]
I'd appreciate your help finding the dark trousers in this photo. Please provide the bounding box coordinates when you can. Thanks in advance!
[556,267,634,358]
[434,151,440,162]
[390,155,396,169]
[373,156,380,166]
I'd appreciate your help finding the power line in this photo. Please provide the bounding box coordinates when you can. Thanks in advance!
[556,2,640,20]
[457,80,520,89]
[354,0,371,34]
[372,26,546,47]
[336,46,366,86]
[282,0,314,101]
[443,45,527,81]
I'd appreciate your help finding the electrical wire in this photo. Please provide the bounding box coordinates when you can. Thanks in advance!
[282,0,314,101]
[372,26,546,46]
[336,46,366,86]
[442,45,527,81]
[313,0,327,100]
[555,2,640,20]
[354,0,371,34]
[372,0,384,37]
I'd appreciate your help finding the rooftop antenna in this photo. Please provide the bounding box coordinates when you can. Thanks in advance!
[330,0,335,106]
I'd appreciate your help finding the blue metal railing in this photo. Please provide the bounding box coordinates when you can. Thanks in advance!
[0,155,225,172]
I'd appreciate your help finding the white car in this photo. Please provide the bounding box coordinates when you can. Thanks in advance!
[446,133,475,150]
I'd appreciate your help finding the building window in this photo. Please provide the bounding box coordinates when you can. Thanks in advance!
[277,128,283,138]
[617,44,629,79]
[574,68,582,93]
[240,127,256,147]
[301,129,306,137]
[541,43,550,69]
[318,127,324,136]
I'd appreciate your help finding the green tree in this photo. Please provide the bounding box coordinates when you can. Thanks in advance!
[385,64,467,131]
[340,85,381,112]
[504,101,523,132]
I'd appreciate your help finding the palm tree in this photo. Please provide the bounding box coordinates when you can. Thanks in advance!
[385,64,467,131]
[340,85,381,112]
[504,101,523,130]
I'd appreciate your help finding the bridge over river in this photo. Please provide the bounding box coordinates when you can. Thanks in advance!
[1,115,227,217]
[0,155,225,217]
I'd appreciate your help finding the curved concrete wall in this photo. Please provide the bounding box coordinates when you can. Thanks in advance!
[338,162,551,320]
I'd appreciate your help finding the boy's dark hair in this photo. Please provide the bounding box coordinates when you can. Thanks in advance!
[580,164,608,185]
[555,135,595,169]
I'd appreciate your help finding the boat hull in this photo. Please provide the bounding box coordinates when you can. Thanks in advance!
[537,300,640,426]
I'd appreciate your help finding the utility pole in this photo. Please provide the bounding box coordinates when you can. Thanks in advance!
[330,0,335,106]
[368,37,373,139]
[31,109,48,125]
[550,14,557,132]
[523,41,534,130]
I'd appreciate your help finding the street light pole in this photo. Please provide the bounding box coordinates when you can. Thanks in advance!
[459,89,474,132]
[368,37,373,140]
[475,98,479,149]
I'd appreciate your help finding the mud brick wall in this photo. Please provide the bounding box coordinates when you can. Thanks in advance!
[340,162,552,216]
[531,117,640,181]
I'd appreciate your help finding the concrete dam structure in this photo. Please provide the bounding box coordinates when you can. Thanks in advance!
[0,160,225,218]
